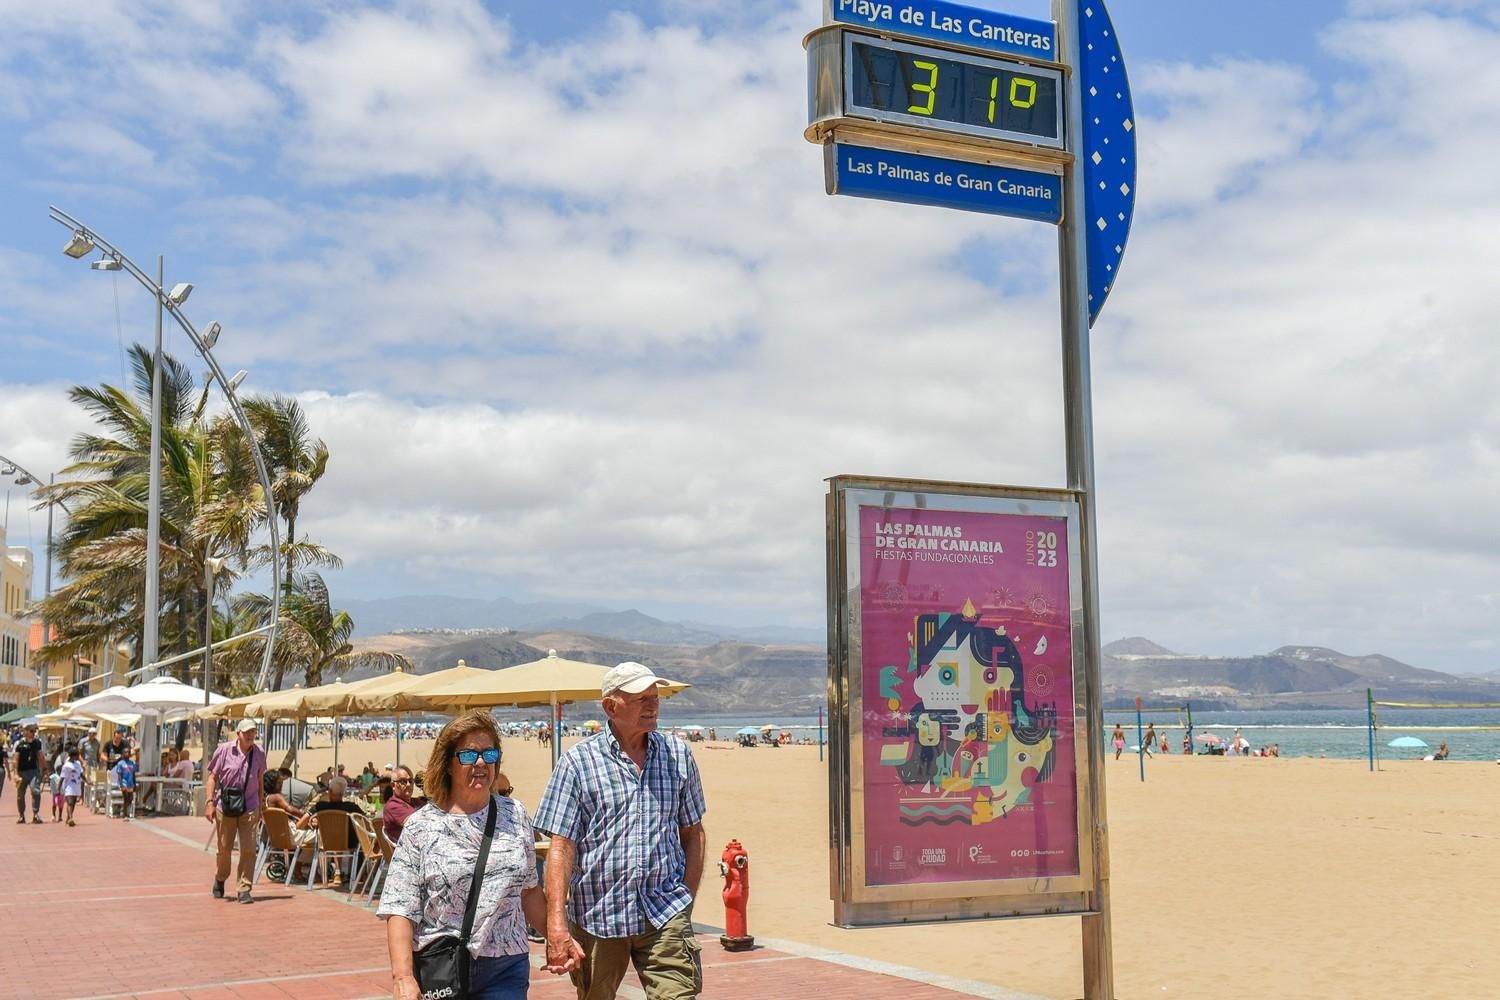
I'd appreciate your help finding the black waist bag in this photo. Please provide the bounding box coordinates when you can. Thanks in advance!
[415,800,496,1000]
[219,747,256,817]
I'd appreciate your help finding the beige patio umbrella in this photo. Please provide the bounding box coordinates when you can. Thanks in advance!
[397,650,689,770]
[195,692,266,721]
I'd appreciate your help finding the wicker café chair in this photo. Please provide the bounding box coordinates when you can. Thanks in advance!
[349,814,388,902]
[305,809,360,890]
[256,807,300,886]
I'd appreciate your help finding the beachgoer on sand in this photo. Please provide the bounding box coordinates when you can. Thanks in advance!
[1112,724,1126,761]
[536,662,707,1000]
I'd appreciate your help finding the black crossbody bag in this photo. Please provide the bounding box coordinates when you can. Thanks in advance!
[415,800,496,1000]
[219,747,257,818]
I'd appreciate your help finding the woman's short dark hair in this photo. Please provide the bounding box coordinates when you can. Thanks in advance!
[423,711,502,810]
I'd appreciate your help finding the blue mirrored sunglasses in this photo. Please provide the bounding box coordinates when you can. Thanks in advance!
[453,748,500,766]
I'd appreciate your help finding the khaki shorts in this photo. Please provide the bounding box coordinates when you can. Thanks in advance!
[569,911,702,1000]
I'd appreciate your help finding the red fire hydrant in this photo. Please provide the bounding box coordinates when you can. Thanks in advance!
[719,839,754,951]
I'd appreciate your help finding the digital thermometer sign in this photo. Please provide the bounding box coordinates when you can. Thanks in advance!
[844,35,1063,149]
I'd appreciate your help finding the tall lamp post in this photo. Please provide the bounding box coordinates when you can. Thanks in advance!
[47,207,281,699]
[0,456,66,710]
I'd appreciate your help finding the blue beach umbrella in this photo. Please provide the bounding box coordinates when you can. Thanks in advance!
[1387,736,1428,749]
[735,726,760,737]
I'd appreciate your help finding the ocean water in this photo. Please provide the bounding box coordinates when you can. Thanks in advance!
[655,708,1500,763]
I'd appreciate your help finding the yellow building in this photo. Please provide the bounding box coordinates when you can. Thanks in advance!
[1,522,39,713]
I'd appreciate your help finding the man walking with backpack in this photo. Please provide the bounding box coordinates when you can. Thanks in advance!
[205,719,266,904]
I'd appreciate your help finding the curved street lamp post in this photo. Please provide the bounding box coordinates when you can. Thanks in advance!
[0,456,63,707]
[47,208,281,703]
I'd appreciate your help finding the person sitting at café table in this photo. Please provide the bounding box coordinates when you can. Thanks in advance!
[295,777,364,883]
[263,771,305,820]
[382,765,427,843]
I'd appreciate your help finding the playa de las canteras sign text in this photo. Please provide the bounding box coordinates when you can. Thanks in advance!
[809,0,1135,324]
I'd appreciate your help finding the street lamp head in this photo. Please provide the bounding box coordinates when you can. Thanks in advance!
[205,556,226,575]
[201,321,221,349]
[14,474,33,486]
[0,464,14,476]
[63,231,95,259]
[226,370,248,391]
[90,257,123,271]
[168,282,193,304]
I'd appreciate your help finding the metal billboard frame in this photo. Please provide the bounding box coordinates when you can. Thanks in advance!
[826,475,1097,927]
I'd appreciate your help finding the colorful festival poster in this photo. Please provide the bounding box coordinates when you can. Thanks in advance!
[859,504,1080,886]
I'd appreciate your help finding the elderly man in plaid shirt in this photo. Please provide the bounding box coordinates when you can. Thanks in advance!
[535,662,708,999]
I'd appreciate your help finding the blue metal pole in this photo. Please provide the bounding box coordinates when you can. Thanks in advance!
[818,704,824,763]
[1136,697,1145,782]
[1367,688,1374,772]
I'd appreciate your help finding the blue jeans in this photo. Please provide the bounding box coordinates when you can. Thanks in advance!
[470,953,529,999]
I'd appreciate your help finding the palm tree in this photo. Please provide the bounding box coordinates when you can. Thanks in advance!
[244,395,342,689]
[36,347,262,672]
[229,572,411,766]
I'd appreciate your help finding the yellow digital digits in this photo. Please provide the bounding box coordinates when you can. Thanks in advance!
[989,75,1039,122]
[1010,76,1037,109]
[908,60,938,115]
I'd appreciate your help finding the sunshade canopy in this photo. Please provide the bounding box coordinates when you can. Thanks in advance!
[1388,736,1429,749]
[69,677,226,718]
[397,649,689,711]
[301,667,430,715]
[0,705,35,723]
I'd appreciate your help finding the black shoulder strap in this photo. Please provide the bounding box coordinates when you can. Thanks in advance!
[460,799,498,946]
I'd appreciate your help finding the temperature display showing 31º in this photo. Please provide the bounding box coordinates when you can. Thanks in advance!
[845,35,1063,149]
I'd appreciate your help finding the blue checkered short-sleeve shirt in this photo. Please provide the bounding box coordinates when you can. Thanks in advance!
[534,726,706,938]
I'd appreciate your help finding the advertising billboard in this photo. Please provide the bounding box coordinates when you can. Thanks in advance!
[828,476,1095,925]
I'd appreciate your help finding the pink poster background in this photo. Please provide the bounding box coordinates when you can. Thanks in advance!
[858,504,1080,886]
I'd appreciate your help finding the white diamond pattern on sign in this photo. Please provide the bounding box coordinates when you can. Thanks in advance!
[1077,0,1136,323]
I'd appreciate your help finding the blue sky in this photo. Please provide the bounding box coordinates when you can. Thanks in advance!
[2,0,1499,671]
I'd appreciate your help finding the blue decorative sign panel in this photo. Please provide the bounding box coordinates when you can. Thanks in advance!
[1077,0,1136,326]
[829,0,1055,61]
[828,143,1062,224]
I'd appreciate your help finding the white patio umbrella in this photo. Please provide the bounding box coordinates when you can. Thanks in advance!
[67,678,227,774]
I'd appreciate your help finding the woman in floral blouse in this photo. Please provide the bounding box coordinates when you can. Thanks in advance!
[379,711,561,999]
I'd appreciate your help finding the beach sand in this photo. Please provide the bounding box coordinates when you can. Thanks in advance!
[295,735,1499,999]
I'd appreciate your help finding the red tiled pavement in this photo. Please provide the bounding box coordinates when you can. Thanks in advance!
[0,809,1005,999]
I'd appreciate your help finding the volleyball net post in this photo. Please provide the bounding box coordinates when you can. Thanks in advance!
[1366,688,1375,772]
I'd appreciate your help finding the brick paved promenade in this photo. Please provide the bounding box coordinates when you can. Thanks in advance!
[0,807,1040,1000]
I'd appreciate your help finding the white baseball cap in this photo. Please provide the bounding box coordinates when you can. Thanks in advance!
[235,718,259,734]
[602,661,669,697]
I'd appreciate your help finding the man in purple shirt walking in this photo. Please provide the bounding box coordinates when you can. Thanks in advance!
[205,719,266,903]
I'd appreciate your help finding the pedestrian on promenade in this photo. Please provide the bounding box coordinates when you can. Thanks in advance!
[102,729,129,772]
[379,711,554,1000]
[81,727,101,773]
[535,662,707,1000]
[112,749,138,820]
[49,744,67,821]
[14,723,46,824]
[204,719,266,903]
[60,748,85,827]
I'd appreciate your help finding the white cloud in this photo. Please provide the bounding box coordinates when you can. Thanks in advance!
[2,1,1499,672]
